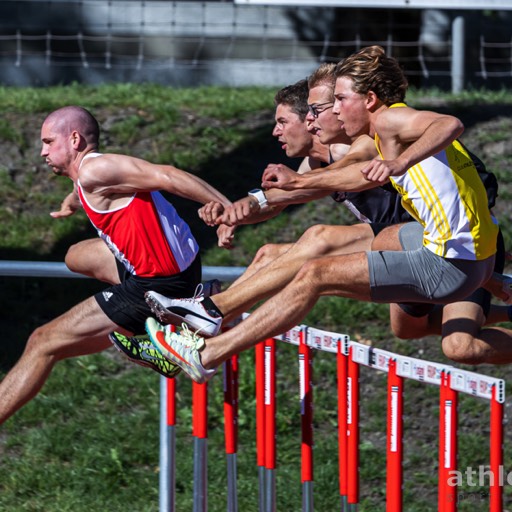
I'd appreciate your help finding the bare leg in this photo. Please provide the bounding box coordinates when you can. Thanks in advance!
[200,252,372,368]
[379,224,512,361]
[441,301,512,365]
[214,223,375,323]
[485,304,511,325]
[370,223,405,251]
[228,243,293,286]
[389,296,512,364]
[0,296,120,424]
[388,303,438,338]
[65,238,120,284]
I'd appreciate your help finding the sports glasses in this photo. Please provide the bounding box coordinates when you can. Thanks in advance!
[307,101,334,118]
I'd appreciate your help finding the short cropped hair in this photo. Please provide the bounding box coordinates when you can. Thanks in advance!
[45,105,100,146]
[274,79,309,121]
[308,62,337,99]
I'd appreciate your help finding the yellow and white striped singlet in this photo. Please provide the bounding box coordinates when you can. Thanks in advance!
[375,104,498,261]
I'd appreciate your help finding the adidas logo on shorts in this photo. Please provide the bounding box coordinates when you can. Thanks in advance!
[102,291,114,302]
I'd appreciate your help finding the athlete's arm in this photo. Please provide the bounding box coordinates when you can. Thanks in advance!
[201,153,332,227]
[362,107,464,183]
[297,155,322,174]
[262,160,377,192]
[78,153,232,207]
[262,135,381,193]
[50,188,81,218]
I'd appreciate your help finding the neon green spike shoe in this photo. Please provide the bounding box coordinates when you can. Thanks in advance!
[109,331,181,379]
[145,318,217,384]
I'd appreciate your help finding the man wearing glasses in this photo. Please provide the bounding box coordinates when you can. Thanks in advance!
[141,63,414,334]
[144,47,512,381]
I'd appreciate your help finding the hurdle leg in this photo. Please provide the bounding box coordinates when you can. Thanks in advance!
[438,372,458,512]
[255,342,266,512]
[299,328,314,512]
[224,355,239,512]
[337,340,348,511]
[159,376,176,512]
[490,385,504,512]
[347,346,359,511]
[193,382,208,512]
[264,338,277,512]
[386,359,403,512]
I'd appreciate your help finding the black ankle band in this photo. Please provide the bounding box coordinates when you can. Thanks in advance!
[203,297,224,318]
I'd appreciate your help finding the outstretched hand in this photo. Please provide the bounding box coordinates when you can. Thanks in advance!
[216,197,258,226]
[50,191,80,218]
[198,201,225,226]
[216,224,236,249]
[261,164,299,191]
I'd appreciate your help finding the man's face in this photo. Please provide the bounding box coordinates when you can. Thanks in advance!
[306,84,345,145]
[332,76,371,139]
[272,103,313,158]
[40,120,73,176]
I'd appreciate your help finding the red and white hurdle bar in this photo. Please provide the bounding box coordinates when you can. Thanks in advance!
[159,322,506,512]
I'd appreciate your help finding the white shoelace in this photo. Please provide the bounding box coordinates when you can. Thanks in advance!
[178,323,206,348]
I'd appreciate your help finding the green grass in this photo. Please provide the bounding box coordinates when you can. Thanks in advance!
[1,84,512,511]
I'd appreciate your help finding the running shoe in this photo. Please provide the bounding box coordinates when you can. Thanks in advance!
[145,284,222,337]
[109,331,181,378]
[145,318,217,384]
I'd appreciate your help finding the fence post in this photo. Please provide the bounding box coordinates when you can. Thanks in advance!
[451,15,466,93]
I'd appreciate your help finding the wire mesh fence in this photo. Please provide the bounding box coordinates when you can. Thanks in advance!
[0,1,511,89]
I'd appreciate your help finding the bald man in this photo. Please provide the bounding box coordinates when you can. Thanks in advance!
[0,105,231,425]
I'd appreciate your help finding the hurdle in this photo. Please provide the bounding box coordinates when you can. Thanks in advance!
[159,321,506,512]
[0,261,505,508]
[223,354,239,512]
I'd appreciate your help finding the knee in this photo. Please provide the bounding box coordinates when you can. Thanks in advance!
[295,258,325,288]
[389,304,430,339]
[298,224,371,257]
[251,244,283,269]
[298,225,335,257]
[24,326,52,358]
[442,334,485,365]
[64,243,81,272]
[390,321,432,340]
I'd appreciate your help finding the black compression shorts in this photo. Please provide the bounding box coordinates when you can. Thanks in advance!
[95,253,202,334]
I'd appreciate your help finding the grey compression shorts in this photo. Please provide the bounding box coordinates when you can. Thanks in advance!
[393,222,505,317]
[367,222,495,305]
